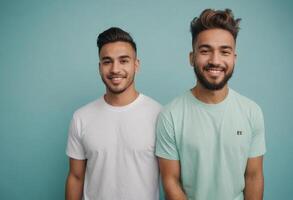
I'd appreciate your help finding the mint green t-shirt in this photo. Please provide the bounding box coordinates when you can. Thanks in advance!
[155,89,266,200]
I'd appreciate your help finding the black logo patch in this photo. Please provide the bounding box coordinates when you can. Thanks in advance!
[237,130,243,135]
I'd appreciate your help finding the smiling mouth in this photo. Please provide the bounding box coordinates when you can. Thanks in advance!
[107,75,126,84]
[108,74,126,79]
[111,77,123,81]
[204,67,225,77]
[206,68,224,72]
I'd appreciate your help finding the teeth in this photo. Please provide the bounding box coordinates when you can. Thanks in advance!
[205,69,224,76]
[206,69,223,73]
[112,77,122,80]
[207,69,222,71]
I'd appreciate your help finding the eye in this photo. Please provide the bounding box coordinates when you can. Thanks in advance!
[120,59,129,64]
[222,51,231,56]
[102,60,111,65]
[199,49,210,55]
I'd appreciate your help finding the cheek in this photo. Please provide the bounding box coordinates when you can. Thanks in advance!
[195,56,208,67]
[226,58,235,68]
[100,68,109,77]
[125,65,137,74]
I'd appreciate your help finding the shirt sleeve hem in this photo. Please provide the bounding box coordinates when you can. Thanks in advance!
[155,152,179,160]
[248,149,266,158]
[66,150,86,160]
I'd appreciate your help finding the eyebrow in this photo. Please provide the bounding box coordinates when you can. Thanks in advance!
[101,56,112,61]
[101,55,131,61]
[119,55,131,59]
[198,44,211,49]
[220,45,233,50]
[198,44,233,50]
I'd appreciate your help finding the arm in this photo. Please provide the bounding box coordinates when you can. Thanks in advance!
[158,157,187,200]
[65,158,87,200]
[244,156,264,200]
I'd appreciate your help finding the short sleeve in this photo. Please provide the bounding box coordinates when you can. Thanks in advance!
[66,114,86,160]
[155,112,179,160]
[248,105,266,158]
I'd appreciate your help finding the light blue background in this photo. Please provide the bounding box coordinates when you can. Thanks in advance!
[1,0,292,199]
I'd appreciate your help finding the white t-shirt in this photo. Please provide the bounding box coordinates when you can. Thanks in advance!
[66,94,161,200]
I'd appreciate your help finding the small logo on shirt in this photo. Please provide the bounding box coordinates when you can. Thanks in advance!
[236,130,243,135]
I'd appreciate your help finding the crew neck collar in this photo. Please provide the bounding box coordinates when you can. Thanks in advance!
[188,88,231,110]
[102,93,143,112]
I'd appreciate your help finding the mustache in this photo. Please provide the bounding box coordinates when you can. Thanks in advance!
[107,73,127,79]
[203,63,225,70]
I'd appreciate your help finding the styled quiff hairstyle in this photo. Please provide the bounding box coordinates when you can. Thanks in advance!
[190,9,241,45]
[97,27,137,54]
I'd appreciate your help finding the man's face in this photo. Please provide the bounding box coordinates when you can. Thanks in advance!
[99,41,139,94]
[190,28,237,90]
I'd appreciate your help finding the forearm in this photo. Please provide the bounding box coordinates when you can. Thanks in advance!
[65,174,84,200]
[244,174,264,200]
[163,178,187,200]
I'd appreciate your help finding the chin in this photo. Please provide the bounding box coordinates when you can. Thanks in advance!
[107,86,127,94]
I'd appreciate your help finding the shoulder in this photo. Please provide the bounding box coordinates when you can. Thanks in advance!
[230,89,261,109]
[162,92,191,113]
[229,89,263,119]
[72,98,103,120]
[140,94,162,111]
[158,91,192,122]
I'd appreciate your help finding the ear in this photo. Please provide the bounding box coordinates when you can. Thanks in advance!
[98,62,101,74]
[189,51,195,67]
[135,59,140,73]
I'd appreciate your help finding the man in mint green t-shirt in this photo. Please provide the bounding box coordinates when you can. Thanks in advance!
[155,9,266,200]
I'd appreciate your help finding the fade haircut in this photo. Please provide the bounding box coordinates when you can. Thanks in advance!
[190,9,241,46]
[97,27,137,54]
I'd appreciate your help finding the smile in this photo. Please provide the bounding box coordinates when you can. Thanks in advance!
[205,67,224,71]
[205,68,224,75]
[108,73,126,78]
[108,76,126,84]
[111,77,123,80]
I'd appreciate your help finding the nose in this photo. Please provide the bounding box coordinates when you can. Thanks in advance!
[209,52,221,66]
[110,61,120,73]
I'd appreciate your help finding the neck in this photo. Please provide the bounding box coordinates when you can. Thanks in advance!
[104,85,139,107]
[191,83,229,104]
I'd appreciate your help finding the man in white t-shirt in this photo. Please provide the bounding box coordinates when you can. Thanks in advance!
[65,27,161,200]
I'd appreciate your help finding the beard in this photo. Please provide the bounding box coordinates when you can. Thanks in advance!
[101,72,135,94]
[193,63,234,90]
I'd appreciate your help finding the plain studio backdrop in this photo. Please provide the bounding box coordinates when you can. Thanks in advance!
[0,0,292,199]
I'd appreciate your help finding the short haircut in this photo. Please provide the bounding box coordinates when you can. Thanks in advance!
[190,9,241,45]
[97,27,137,54]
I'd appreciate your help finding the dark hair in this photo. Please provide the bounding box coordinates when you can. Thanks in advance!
[97,27,137,54]
[190,9,241,45]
